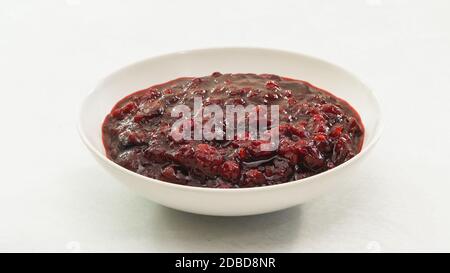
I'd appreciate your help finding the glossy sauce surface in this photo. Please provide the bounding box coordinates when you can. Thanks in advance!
[102,73,364,188]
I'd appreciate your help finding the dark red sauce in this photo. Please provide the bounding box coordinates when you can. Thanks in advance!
[102,73,364,188]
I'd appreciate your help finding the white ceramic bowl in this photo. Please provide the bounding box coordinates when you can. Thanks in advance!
[79,47,382,216]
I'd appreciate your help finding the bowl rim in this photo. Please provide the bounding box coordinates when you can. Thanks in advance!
[78,46,383,193]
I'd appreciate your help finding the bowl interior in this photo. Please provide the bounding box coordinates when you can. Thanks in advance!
[80,48,381,161]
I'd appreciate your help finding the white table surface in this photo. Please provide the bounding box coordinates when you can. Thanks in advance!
[1,0,449,252]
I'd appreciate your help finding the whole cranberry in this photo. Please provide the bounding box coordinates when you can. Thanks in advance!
[221,161,241,182]
[194,144,224,175]
[242,169,266,187]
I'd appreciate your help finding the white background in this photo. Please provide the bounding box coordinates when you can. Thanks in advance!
[1,0,449,252]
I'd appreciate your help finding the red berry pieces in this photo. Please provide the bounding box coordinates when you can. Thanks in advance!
[161,166,177,180]
[111,102,137,119]
[221,161,241,182]
[172,144,195,163]
[161,166,187,184]
[321,104,341,115]
[264,93,279,101]
[303,147,325,170]
[243,169,266,187]
[143,145,167,163]
[330,125,343,138]
[118,130,146,146]
[140,100,164,118]
[192,78,202,85]
[265,81,279,90]
[103,73,364,188]
[194,144,224,175]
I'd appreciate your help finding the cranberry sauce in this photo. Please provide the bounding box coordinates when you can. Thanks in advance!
[102,73,364,188]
